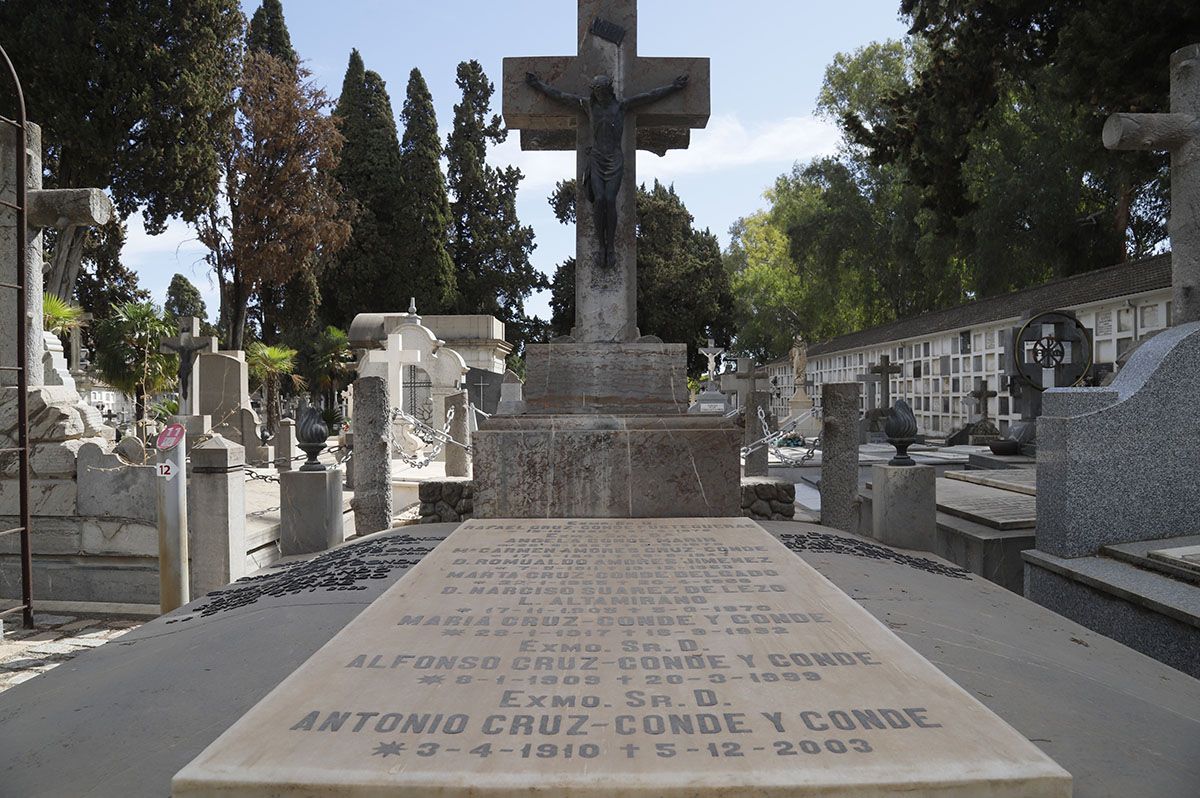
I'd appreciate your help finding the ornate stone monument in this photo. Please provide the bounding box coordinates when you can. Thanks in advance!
[472,0,738,518]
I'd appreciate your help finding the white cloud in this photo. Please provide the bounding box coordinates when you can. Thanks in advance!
[489,113,840,188]
[121,215,216,310]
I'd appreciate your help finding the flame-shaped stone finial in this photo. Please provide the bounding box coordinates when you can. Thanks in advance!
[885,399,918,466]
[297,406,329,471]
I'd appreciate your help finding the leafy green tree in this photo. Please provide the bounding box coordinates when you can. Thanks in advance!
[0,1,243,299]
[852,1,1191,266]
[398,68,458,313]
[164,274,209,325]
[73,220,150,356]
[445,60,543,352]
[320,50,407,325]
[547,180,734,373]
[92,302,178,428]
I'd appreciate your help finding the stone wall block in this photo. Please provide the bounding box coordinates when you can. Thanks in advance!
[76,441,156,522]
[188,434,246,596]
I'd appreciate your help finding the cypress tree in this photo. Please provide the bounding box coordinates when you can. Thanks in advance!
[247,0,297,69]
[398,68,457,313]
[445,61,541,351]
[320,49,407,326]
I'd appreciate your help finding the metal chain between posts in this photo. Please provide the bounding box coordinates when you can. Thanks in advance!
[390,405,466,468]
[741,406,820,466]
[242,444,352,483]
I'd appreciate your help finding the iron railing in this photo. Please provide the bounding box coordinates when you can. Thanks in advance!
[0,43,34,629]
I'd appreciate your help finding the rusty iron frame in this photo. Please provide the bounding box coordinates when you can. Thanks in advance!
[0,44,34,629]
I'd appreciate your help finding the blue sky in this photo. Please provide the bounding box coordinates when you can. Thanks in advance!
[122,0,910,322]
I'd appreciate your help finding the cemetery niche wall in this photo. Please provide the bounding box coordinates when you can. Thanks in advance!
[807,254,1172,440]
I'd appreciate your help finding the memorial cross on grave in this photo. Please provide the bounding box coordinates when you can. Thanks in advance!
[503,0,710,343]
[870,354,903,410]
[159,316,217,416]
[2,123,113,387]
[719,356,758,409]
[357,331,423,415]
[856,371,882,414]
[970,379,998,421]
[469,371,490,410]
[1104,43,1200,324]
[699,337,723,385]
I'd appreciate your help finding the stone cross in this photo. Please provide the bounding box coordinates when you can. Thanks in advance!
[159,316,216,415]
[1104,43,1200,324]
[469,371,490,410]
[856,371,882,414]
[699,338,723,385]
[870,355,903,410]
[2,123,113,387]
[719,356,758,409]
[357,331,422,417]
[969,379,998,421]
[503,0,710,343]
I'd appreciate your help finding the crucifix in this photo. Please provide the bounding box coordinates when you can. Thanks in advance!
[2,123,113,387]
[159,316,216,416]
[1104,43,1199,325]
[699,337,723,386]
[870,355,903,410]
[969,379,998,422]
[503,0,710,343]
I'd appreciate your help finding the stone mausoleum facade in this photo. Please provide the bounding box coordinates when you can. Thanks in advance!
[805,254,1172,437]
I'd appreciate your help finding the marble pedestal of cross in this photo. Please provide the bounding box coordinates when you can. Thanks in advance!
[472,0,739,518]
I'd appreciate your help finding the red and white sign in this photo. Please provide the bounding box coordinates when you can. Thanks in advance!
[156,423,186,453]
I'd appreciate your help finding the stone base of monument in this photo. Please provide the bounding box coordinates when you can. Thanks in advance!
[279,469,345,556]
[522,342,690,415]
[870,464,936,552]
[472,415,740,517]
[172,517,1071,797]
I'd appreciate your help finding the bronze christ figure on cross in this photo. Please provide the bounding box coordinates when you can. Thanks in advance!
[526,71,688,270]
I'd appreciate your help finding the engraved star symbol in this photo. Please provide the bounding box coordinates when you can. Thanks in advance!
[418,675,445,685]
[442,629,465,636]
[372,741,406,758]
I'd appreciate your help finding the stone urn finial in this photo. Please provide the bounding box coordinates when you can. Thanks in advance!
[296,406,329,472]
[884,399,918,466]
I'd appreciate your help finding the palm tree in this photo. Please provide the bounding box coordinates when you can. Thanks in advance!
[308,326,355,409]
[43,293,85,337]
[247,342,303,435]
[92,302,177,432]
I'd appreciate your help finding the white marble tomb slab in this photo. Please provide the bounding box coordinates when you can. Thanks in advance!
[173,517,1070,797]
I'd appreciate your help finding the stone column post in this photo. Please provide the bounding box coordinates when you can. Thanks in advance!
[820,383,861,533]
[743,390,771,478]
[444,390,471,478]
[274,418,296,472]
[187,434,246,596]
[280,467,344,556]
[0,123,43,387]
[351,376,392,535]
